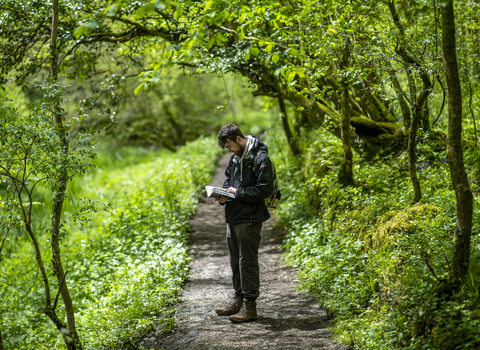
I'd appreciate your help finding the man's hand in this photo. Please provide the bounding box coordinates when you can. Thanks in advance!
[214,187,236,204]
[215,196,228,204]
[225,187,237,196]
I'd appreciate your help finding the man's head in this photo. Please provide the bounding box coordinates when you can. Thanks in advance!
[218,124,247,157]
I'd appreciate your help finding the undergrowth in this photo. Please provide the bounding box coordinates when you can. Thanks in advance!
[0,136,222,349]
[265,124,480,350]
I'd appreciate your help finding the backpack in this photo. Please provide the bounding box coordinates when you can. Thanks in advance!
[254,150,281,208]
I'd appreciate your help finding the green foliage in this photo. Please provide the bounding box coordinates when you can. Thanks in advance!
[0,136,222,349]
[0,84,30,115]
[266,125,480,349]
[3,0,480,157]
[0,80,96,349]
[62,66,275,150]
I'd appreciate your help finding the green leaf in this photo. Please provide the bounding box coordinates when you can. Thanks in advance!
[194,31,205,44]
[222,9,230,20]
[272,54,279,64]
[154,1,166,10]
[73,26,85,39]
[84,19,101,30]
[80,13,93,20]
[238,27,245,40]
[217,33,229,42]
[135,2,155,19]
[106,4,119,17]
[265,44,274,53]
[289,48,298,57]
[134,84,143,96]
[73,20,101,38]
[244,52,251,62]
[174,3,184,20]
[238,12,246,24]
[250,47,259,57]
[205,0,215,10]
[207,37,215,49]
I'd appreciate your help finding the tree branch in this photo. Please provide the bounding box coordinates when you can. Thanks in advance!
[53,270,69,311]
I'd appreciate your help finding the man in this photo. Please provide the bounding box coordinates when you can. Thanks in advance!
[214,123,274,323]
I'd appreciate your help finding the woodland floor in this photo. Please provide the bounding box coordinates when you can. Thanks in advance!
[138,153,349,350]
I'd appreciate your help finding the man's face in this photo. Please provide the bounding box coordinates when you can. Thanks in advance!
[224,137,245,157]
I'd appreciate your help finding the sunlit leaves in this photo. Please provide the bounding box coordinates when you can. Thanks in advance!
[135,2,156,19]
[134,83,144,96]
[73,19,101,39]
[238,27,245,40]
[174,3,184,19]
[216,32,229,43]
[204,0,214,11]
[287,47,298,57]
[194,31,205,44]
[238,11,246,24]
[207,36,215,49]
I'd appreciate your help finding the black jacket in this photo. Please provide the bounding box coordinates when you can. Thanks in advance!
[222,137,273,224]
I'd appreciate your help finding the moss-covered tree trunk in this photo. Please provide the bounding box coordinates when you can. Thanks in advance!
[441,0,473,282]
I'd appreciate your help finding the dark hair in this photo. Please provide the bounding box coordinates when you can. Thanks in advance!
[217,124,244,148]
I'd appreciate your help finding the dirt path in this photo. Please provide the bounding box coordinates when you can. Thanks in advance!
[139,153,348,350]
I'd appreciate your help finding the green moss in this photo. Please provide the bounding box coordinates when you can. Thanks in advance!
[362,203,443,248]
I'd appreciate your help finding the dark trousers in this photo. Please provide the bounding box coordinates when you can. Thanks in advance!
[226,222,262,301]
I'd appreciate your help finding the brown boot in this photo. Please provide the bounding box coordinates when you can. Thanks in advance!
[215,296,243,316]
[229,300,258,322]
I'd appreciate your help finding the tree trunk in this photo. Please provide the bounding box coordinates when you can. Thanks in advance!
[388,62,411,129]
[49,1,82,349]
[338,39,354,186]
[278,98,302,156]
[441,0,473,282]
[407,109,422,203]
[421,99,430,131]
[388,0,434,204]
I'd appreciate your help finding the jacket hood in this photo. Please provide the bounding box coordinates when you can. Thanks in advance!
[232,136,268,163]
[245,136,269,155]
[254,137,268,153]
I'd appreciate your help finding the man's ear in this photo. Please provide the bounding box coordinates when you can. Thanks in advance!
[236,135,242,143]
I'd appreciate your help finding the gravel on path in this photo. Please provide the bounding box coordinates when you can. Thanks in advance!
[139,153,349,350]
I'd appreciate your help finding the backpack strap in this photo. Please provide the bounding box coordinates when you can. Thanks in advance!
[253,150,267,172]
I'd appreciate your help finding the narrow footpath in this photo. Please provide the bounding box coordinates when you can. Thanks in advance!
[139,153,348,350]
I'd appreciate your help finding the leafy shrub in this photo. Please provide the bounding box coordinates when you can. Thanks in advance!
[0,136,222,349]
[265,126,480,350]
